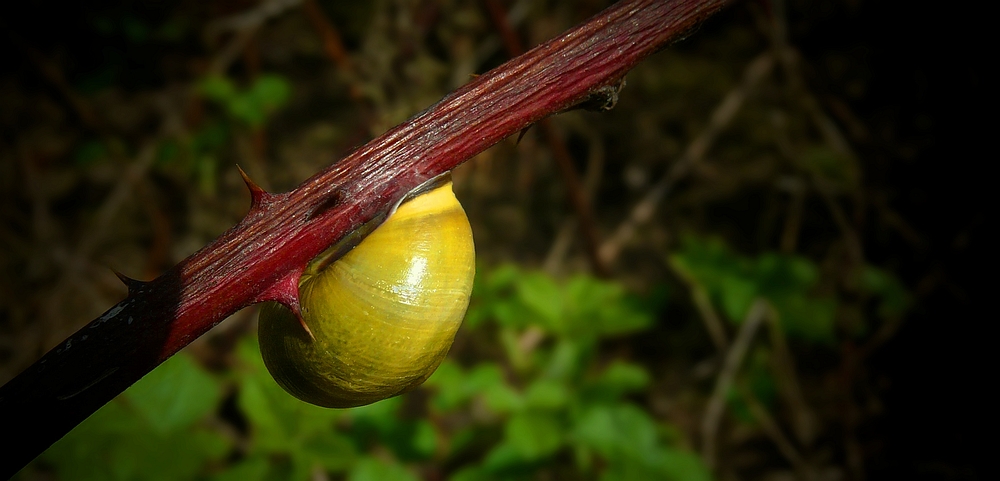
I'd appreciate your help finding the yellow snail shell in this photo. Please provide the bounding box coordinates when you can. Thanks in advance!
[258,180,475,408]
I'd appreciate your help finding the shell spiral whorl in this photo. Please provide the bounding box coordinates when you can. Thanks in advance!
[258,180,475,408]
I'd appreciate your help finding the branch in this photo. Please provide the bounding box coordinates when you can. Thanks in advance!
[0,0,730,476]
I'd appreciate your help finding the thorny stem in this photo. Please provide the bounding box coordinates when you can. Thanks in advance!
[0,0,729,477]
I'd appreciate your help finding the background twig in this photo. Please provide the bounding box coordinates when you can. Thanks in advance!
[701,298,769,472]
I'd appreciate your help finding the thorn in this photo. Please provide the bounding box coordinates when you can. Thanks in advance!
[559,77,627,114]
[294,310,315,341]
[236,164,272,209]
[257,268,314,341]
[111,269,145,295]
[516,125,533,145]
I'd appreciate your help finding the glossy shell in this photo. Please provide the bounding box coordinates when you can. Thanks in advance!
[258,182,475,408]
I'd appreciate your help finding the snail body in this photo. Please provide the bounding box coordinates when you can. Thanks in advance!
[258,180,475,408]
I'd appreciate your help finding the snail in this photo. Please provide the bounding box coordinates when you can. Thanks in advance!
[258,176,475,408]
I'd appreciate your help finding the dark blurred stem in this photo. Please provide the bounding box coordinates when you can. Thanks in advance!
[302,0,351,69]
[541,122,611,277]
[779,179,805,253]
[739,380,817,480]
[765,311,817,446]
[300,0,379,143]
[301,0,367,105]
[486,0,611,277]
[0,0,731,477]
[5,28,102,132]
[691,284,730,352]
[701,299,768,473]
[767,2,867,477]
[599,53,774,265]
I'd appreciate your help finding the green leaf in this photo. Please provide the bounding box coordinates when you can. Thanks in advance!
[198,74,290,127]
[301,432,359,472]
[236,336,342,453]
[192,121,229,153]
[355,417,438,463]
[239,372,294,449]
[481,442,522,472]
[565,276,654,337]
[573,405,709,481]
[718,274,757,323]
[348,457,419,481]
[465,364,522,413]
[771,294,836,343]
[411,420,440,459]
[426,362,523,413]
[672,236,756,323]
[138,429,229,481]
[482,380,524,414]
[199,76,237,102]
[228,96,261,126]
[859,265,911,318]
[444,426,477,459]
[41,397,230,481]
[196,154,217,194]
[449,465,502,481]
[467,264,522,330]
[572,404,658,459]
[503,412,564,460]
[231,75,290,127]
[515,271,564,331]
[484,263,522,291]
[651,448,712,481]
[755,253,818,293]
[465,363,506,392]
[346,395,403,434]
[74,140,109,167]
[674,235,839,343]
[38,402,131,481]
[600,447,711,481]
[524,378,570,410]
[492,299,538,330]
[208,455,271,481]
[347,396,448,462]
[541,338,589,381]
[424,360,468,411]
[584,361,651,402]
[124,353,222,435]
[250,75,292,109]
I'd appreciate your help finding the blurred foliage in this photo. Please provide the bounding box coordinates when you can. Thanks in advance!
[19,258,912,480]
[22,265,710,481]
[36,354,228,481]
[672,235,837,343]
[672,235,909,344]
[199,75,291,128]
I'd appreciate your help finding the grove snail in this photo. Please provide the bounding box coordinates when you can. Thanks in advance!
[258,175,475,408]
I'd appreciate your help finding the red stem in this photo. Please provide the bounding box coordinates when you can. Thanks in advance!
[0,0,728,477]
